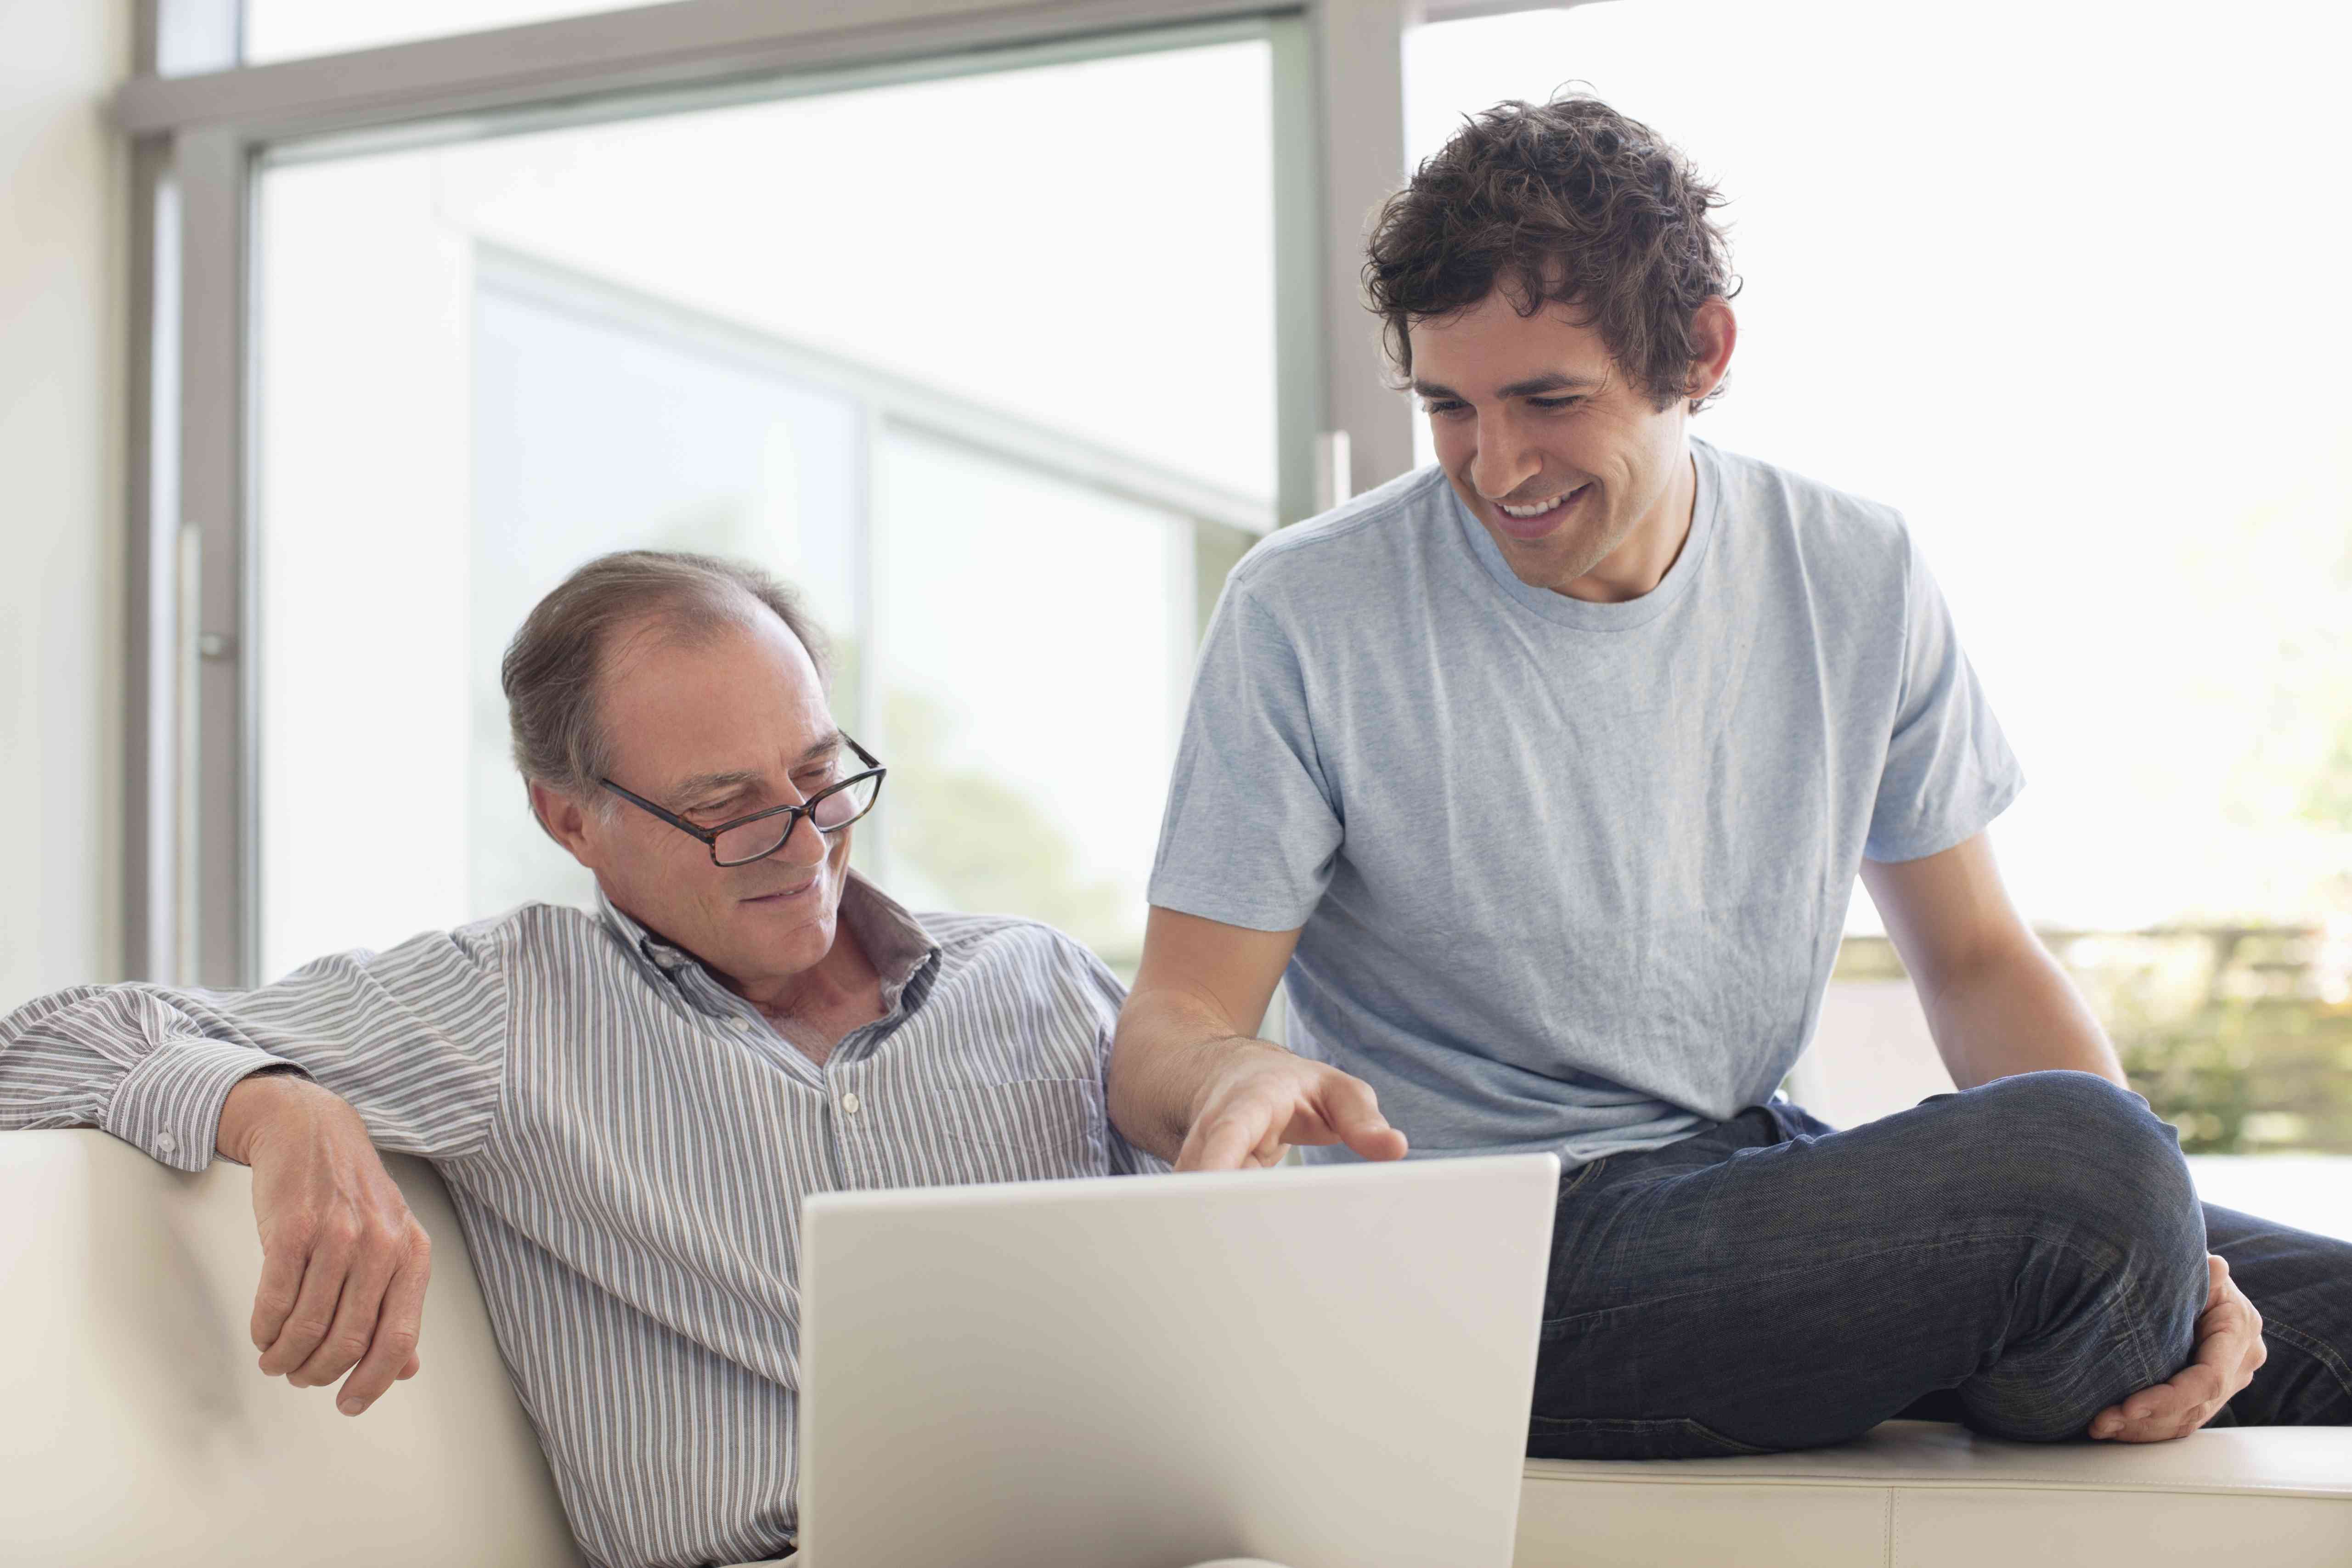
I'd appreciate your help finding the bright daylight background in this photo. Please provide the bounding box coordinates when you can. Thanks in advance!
[1405,0,2351,1230]
[255,36,1273,983]
[246,0,2346,1227]
[1411,0,2352,938]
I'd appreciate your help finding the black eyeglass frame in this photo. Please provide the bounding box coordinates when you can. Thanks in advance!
[600,734,887,868]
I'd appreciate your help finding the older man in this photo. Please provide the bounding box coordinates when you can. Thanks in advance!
[0,550,1158,1568]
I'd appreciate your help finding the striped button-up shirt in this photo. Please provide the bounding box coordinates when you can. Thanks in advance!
[0,874,1160,1567]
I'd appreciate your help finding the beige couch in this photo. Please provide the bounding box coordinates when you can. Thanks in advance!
[5,1130,2348,1567]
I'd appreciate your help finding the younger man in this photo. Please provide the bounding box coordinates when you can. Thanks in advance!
[1110,95,2348,1451]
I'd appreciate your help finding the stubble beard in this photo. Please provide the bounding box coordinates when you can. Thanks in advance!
[1506,504,1633,597]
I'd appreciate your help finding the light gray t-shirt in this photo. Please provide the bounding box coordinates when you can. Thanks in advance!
[1147,438,2022,1165]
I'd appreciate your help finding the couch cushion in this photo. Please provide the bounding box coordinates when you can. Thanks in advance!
[1516,1418,2352,1567]
[13,1127,2349,1568]
[0,1130,578,1567]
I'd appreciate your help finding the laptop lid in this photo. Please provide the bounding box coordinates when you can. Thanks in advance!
[798,1151,1559,1568]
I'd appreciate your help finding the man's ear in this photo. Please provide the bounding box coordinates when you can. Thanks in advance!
[1686,296,1738,406]
[530,780,601,869]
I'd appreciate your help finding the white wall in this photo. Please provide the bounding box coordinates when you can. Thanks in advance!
[0,0,130,1011]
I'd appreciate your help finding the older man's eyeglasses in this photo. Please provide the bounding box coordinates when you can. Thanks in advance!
[600,735,886,868]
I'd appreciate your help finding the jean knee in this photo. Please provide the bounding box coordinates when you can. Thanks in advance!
[1968,1072,2204,1282]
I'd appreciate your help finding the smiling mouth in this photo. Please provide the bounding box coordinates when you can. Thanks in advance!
[743,874,819,905]
[1495,485,1583,519]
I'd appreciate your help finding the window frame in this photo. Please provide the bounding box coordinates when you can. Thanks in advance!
[124,0,1552,986]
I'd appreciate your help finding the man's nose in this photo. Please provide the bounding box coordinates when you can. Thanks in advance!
[1469,411,1537,500]
[772,808,830,869]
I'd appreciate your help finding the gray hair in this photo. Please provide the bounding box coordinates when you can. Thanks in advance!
[500,550,831,822]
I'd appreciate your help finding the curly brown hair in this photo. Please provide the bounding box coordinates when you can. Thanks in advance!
[1364,93,1737,412]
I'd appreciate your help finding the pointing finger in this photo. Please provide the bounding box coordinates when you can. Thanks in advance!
[1320,1073,1408,1162]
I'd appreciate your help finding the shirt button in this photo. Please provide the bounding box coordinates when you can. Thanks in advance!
[155,1132,178,1156]
[731,1017,754,1032]
[840,1092,862,1115]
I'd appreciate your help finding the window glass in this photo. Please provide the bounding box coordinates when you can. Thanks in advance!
[255,38,1276,979]
[874,429,1194,966]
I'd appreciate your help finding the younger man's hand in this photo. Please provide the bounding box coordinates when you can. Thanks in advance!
[1176,1040,1409,1171]
[2088,1254,2264,1441]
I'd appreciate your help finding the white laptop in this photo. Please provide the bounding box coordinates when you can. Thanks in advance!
[796,1151,1560,1568]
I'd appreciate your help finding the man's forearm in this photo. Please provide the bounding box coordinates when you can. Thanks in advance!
[1919,938,2127,1091]
[1107,987,1286,1163]
[217,1069,326,1163]
[0,985,309,1172]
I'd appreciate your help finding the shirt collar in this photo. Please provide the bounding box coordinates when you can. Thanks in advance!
[831,872,938,1011]
[595,871,939,1014]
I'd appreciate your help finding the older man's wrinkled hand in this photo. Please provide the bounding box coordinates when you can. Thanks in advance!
[221,1072,433,1416]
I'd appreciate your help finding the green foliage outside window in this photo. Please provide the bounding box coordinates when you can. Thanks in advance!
[1838,925,2352,1154]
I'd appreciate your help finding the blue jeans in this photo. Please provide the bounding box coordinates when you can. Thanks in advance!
[1528,1072,2352,1458]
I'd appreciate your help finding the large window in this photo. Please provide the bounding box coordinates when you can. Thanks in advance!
[1409,1,2352,1174]
[130,0,1406,995]
[253,35,1279,979]
[139,0,2344,1190]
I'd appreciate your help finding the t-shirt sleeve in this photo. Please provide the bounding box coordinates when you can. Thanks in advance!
[1864,530,2025,862]
[1146,579,1342,931]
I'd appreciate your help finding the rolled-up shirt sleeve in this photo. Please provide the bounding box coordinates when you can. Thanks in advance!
[0,925,511,1173]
